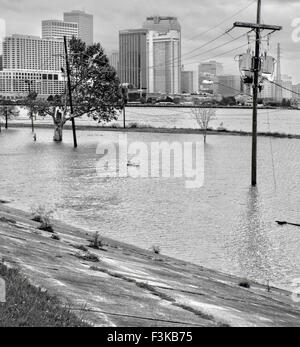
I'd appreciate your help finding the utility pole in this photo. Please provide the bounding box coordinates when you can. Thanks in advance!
[64,36,78,148]
[123,107,126,129]
[275,43,283,103]
[234,0,282,186]
[25,80,34,133]
[5,107,8,129]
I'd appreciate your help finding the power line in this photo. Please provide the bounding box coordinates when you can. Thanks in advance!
[184,30,254,62]
[267,80,300,97]
[187,0,257,41]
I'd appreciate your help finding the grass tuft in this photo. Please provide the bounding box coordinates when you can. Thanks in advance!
[0,262,88,327]
[31,206,54,233]
[151,245,161,255]
[89,231,104,250]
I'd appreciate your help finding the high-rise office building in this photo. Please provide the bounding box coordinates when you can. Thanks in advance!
[119,29,147,89]
[181,70,194,93]
[0,34,66,99]
[198,61,223,94]
[3,35,65,71]
[0,18,5,56]
[292,84,300,100]
[109,50,119,72]
[143,16,181,94]
[42,20,78,41]
[0,70,65,99]
[63,10,93,46]
[146,30,181,94]
[216,75,242,97]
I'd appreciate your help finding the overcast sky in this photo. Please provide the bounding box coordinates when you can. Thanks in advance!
[1,0,300,83]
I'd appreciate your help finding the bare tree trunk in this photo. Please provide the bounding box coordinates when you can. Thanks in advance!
[53,122,63,142]
[53,109,64,142]
[204,127,207,143]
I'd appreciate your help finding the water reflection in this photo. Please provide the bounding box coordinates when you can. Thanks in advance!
[235,187,274,284]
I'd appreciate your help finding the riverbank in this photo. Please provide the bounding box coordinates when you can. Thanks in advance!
[7,122,300,139]
[0,202,300,327]
[0,262,88,327]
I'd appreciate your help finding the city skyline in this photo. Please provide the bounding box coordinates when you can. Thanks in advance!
[0,0,299,83]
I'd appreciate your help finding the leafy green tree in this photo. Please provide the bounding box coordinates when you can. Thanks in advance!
[25,38,122,142]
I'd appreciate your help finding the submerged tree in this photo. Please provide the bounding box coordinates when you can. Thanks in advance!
[24,37,122,142]
[0,100,20,130]
[191,107,216,143]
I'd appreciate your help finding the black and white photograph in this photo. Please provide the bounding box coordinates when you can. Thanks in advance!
[0,0,300,333]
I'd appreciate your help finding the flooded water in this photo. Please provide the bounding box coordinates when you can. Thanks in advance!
[14,107,300,135]
[121,107,300,135]
[0,127,300,290]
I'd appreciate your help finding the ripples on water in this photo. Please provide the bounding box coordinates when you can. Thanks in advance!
[0,127,299,290]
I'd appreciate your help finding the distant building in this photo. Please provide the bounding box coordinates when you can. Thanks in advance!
[143,16,181,94]
[42,20,78,41]
[260,80,274,99]
[181,70,194,93]
[63,10,93,46]
[198,61,223,77]
[0,18,5,56]
[109,50,119,72]
[0,34,66,99]
[119,29,148,89]
[146,30,181,94]
[143,16,181,32]
[3,35,65,71]
[292,83,300,100]
[198,73,215,95]
[198,61,223,94]
[216,75,242,97]
[0,70,65,99]
[281,74,293,100]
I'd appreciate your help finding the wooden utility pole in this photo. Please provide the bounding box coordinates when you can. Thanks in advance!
[25,80,35,132]
[5,107,8,129]
[234,0,282,186]
[123,107,126,129]
[64,36,78,148]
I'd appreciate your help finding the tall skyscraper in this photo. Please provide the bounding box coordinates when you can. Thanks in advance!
[42,20,78,41]
[0,34,66,99]
[3,35,65,71]
[109,50,119,72]
[143,16,181,94]
[181,70,194,93]
[119,29,147,89]
[63,10,93,46]
[0,18,6,56]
